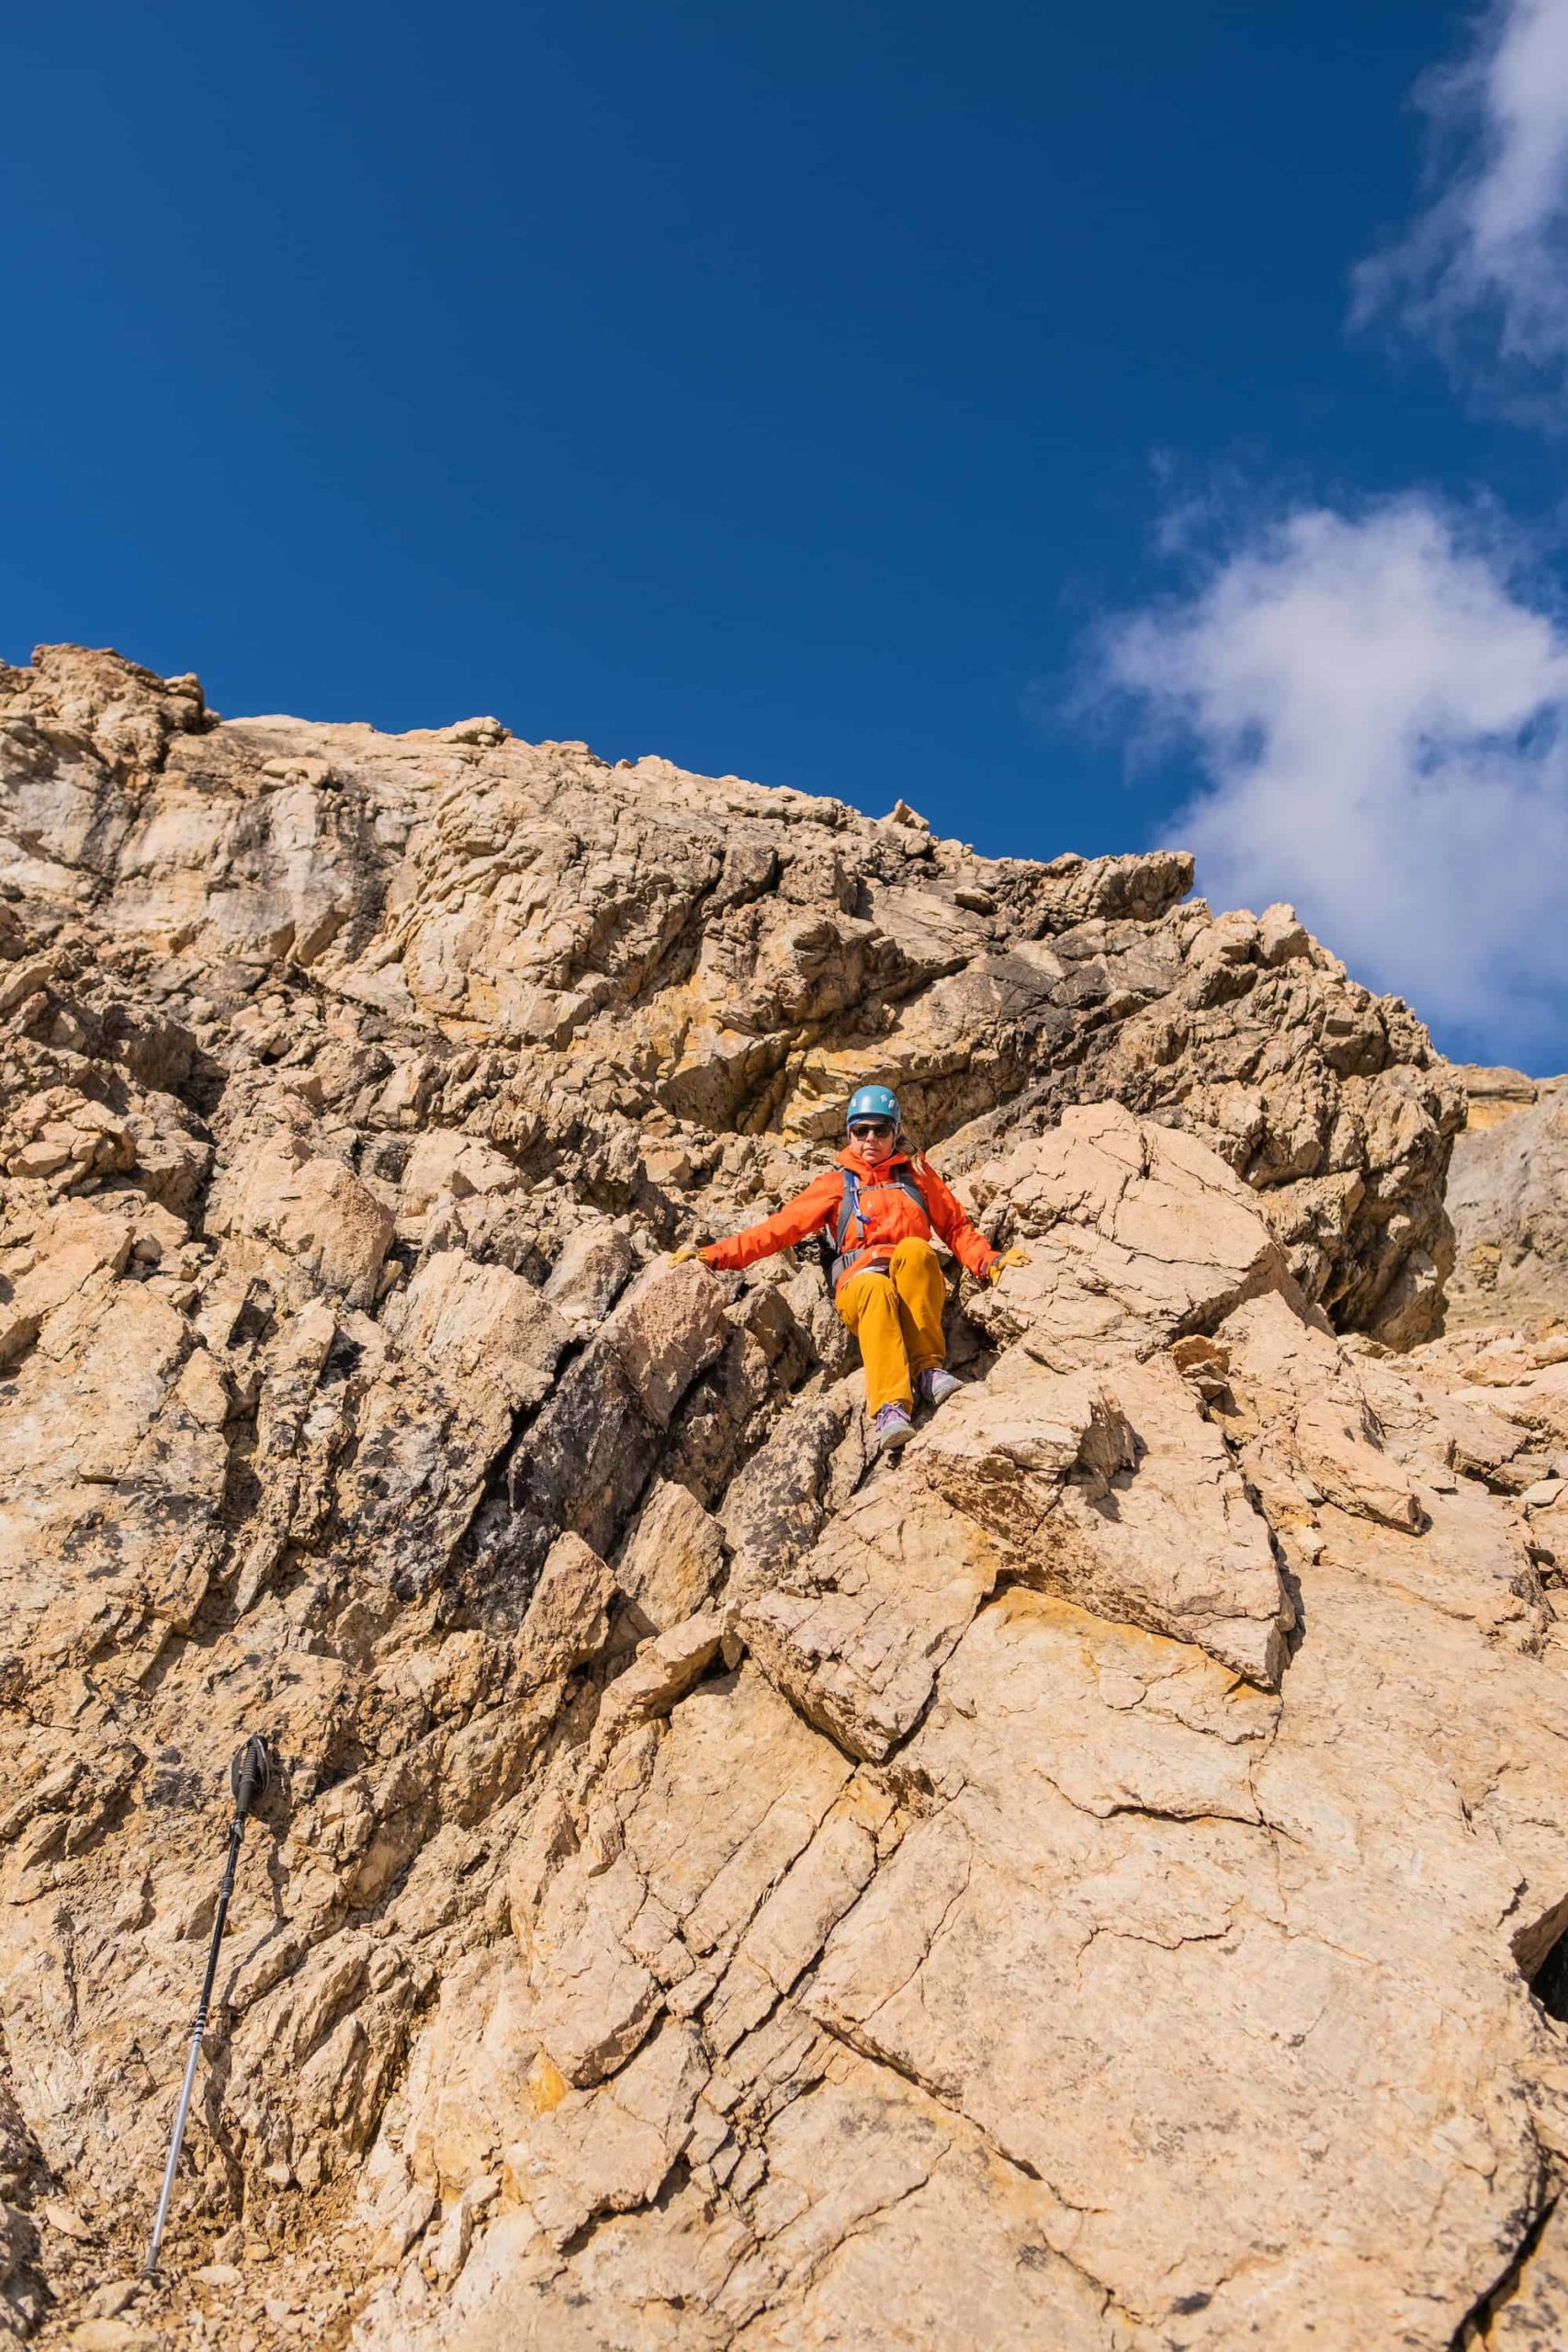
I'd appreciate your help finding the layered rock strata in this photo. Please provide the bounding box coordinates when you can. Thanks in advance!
[0,647,1557,2350]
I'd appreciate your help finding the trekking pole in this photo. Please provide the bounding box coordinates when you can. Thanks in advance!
[145,1734,270,2276]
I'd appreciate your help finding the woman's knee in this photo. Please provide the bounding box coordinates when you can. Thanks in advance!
[838,1272,893,1332]
[889,1235,939,1272]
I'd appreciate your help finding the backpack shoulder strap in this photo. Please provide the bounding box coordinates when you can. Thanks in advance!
[834,1166,862,1251]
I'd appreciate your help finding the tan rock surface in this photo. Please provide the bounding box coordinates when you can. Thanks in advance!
[1445,1065,1568,1328]
[0,644,1555,2352]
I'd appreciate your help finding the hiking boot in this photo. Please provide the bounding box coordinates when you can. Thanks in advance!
[872,1402,915,1455]
[918,1367,964,1408]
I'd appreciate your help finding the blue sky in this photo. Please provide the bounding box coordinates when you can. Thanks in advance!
[4,1,1568,1064]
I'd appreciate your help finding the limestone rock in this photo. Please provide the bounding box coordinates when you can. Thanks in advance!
[603,1259,732,1431]
[540,1222,637,1329]
[397,1129,524,1219]
[0,643,1554,2352]
[519,1534,616,1684]
[1,647,1459,1342]
[382,1250,570,1447]
[617,1480,728,1633]
[919,1350,1292,1685]
[209,1132,395,1307]
[1445,1068,1568,1327]
[738,1475,1012,1760]
[963,1102,1301,1361]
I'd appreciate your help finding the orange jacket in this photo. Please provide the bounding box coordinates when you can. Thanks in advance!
[699,1145,996,1294]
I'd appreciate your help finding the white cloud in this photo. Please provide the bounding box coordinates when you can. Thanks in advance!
[1100,498,1568,1061]
[1354,0,1568,400]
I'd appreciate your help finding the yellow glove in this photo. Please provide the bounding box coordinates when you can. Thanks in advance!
[987,1247,1031,1283]
[671,1243,702,1265]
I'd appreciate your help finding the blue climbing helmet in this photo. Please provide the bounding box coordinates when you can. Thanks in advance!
[846,1083,901,1133]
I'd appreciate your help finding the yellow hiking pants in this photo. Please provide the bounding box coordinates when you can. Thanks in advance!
[836,1237,948,1416]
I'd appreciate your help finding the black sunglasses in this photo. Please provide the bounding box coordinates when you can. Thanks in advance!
[849,1118,896,1137]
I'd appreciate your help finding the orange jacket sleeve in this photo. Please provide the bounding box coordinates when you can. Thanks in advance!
[913,1158,997,1282]
[699,1167,845,1272]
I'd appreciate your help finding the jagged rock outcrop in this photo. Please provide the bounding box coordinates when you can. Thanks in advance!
[1445,1065,1568,1329]
[2,647,1558,2351]
[0,643,1459,1346]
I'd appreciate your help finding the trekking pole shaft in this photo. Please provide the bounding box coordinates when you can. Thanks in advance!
[145,1810,246,2274]
[146,2026,203,2272]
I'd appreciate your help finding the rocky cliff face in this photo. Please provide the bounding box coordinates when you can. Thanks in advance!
[1444,1067,1568,1330]
[3,646,1562,2351]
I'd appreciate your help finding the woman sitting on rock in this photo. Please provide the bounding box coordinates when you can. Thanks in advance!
[674,1085,1028,1456]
